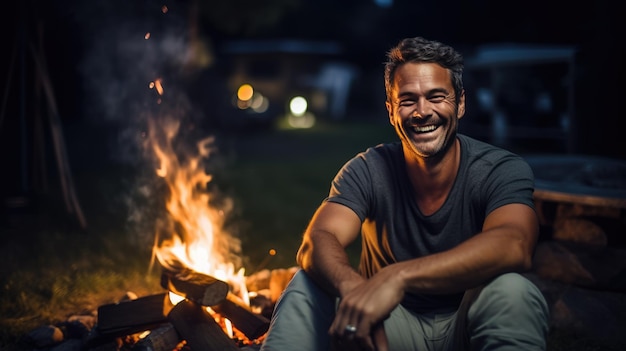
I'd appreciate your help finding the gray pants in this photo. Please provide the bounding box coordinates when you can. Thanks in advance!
[260,270,549,351]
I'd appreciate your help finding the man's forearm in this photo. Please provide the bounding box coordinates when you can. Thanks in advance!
[394,224,534,295]
[296,229,364,297]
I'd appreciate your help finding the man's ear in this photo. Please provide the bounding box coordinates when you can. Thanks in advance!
[385,101,394,125]
[457,90,466,119]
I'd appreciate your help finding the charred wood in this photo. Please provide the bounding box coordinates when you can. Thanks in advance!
[168,299,239,351]
[96,293,172,336]
[211,293,270,341]
[130,323,181,351]
[160,269,229,306]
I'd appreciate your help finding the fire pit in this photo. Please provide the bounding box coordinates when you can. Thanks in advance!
[20,112,300,350]
[22,266,298,350]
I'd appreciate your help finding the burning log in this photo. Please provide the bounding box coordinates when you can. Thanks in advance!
[160,268,229,306]
[96,293,173,336]
[211,293,270,341]
[160,269,270,340]
[168,299,239,351]
[269,267,298,303]
[131,323,181,351]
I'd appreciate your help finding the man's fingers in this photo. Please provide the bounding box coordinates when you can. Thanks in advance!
[372,324,389,351]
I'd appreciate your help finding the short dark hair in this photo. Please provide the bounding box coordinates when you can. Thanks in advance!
[384,37,464,103]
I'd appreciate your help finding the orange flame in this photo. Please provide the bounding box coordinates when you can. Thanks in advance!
[146,116,247,303]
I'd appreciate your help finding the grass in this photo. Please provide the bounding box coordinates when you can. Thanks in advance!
[0,118,622,350]
[0,118,396,349]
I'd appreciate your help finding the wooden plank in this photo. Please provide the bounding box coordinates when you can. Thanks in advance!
[534,188,626,209]
[160,269,229,306]
[168,299,239,351]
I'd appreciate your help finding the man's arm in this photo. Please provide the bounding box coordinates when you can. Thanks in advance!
[300,201,539,297]
[390,202,539,294]
[296,201,365,297]
[296,201,390,350]
[325,202,538,351]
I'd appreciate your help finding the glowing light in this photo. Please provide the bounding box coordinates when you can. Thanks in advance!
[224,318,234,338]
[289,96,307,116]
[250,94,269,113]
[161,5,168,13]
[145,32,151,40]
[154,78,164,95]
[237,84,254,101]
[237,100,248,109]
[269,249,276,256]
[374,0,393,7]
[168,292,185,305]
[287,112,316,129]
[138,330,151,339]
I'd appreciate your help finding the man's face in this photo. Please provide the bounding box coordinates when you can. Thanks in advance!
[385,62,465,159]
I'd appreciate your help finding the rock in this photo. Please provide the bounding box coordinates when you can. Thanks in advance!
[533,240,626,292]
[22,324,64,348]
[553,217,607,245]
[527,273,626,345]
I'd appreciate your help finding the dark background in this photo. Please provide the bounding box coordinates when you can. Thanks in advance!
[1,0,625,202]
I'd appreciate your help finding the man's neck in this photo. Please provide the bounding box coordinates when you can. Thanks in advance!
[404,138,461,215]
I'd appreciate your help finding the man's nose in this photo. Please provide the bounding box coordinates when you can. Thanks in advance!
[412,100,431,118]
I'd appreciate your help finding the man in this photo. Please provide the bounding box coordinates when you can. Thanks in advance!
[260,36,549,351]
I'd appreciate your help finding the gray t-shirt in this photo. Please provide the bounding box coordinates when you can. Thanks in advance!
[326,134,535,312]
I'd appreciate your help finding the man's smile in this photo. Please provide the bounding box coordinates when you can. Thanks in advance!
[411,124,439,133]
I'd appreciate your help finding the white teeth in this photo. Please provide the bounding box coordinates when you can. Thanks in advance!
[413,125,437,133]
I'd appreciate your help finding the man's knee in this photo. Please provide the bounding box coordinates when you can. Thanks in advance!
[467,273,550,350]
[261,270,335,351]
[477,273,548,313]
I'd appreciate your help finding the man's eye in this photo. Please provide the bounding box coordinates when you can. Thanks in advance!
[398,100,415,106]
[430,95,446,102]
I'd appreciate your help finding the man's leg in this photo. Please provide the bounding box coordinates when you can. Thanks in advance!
[467,273,550,350]
[260,270,336,351]
[384,306,457,351]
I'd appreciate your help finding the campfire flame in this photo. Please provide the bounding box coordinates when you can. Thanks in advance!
[146,114,248,305]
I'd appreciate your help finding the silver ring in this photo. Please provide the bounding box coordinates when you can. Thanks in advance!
[344,324,357,334]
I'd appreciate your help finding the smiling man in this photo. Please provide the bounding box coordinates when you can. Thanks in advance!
[260,37,549,351]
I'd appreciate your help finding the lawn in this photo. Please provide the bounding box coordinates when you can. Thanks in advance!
[0,119,396,349]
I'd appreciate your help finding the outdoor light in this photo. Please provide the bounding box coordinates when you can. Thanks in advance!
[250,93,269,113]
[289,96,307,117]
[237,84,254,102]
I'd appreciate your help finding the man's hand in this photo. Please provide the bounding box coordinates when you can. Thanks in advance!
[331,323,387,351]
[329,266,405,350]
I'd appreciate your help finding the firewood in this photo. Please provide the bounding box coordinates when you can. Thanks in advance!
[269,267,298,303]
[160,268,229,306]
[246,269,271,292]
[131,323,181,351]
[168,299,239,351]
[211,293,270,341]
[22,325,64,348]
[82,327,123,351]
[96,293,172,335]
